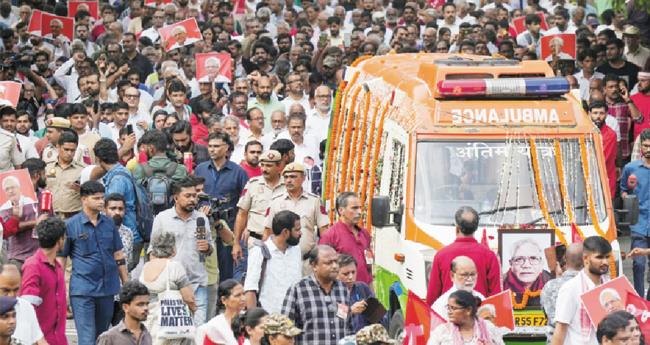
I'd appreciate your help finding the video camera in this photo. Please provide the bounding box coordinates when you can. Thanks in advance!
[197,193,234,228]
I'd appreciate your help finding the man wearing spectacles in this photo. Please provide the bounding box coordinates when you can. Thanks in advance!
[504,239,552,306]
[432,256,485,320]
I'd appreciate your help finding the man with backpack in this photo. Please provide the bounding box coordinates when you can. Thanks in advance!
[244,210,302,313]
[94,138,140,270]
[133,130,188,215]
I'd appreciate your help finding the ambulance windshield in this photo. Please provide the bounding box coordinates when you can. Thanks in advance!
[413,139,607,226]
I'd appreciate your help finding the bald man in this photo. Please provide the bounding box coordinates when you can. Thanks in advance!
[541,243,584,339]
[0,265,45,344]
[432,256,485,320]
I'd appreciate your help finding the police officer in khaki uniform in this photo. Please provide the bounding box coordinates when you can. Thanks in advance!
[0,123,24,172]
[264,162,329,274]
[45,130,85,219]
[232,150,286,262]
[42,117,90,165]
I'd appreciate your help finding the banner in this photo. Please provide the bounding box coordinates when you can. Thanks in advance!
[41,12,74,42]
[195,52,232,83]
[580,276,637,328]
[144,0,173,8]
[540,34,576,61]
[0,169,38,223]
[480,290,515,331]
[68,1,99,20]
[158,18,203,51]
[403,291,446,345]
[27,9,42,36]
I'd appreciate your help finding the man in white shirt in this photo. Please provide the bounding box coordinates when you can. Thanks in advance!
[623,26,650,69]
[287,113,319,167]
[244,210,302,314]
[545,8,577,35]
[306,85,332,143]
[140,9,165,44]
[262,110,290,149]
[574,49,604,102]
[437,3,461,36]
[0,264,45,345]
[516,14,545,53]
[432,256,485,320]
[551,236,612,345]
[281,72,311,114]
[482,0,513,12]
[122,86,151,140]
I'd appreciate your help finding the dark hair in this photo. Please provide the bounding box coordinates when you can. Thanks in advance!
[307,244,335,265]
[207,132,233,152]
[449,290,479,318]
[80,180,105,197]
[597,310,632,343]
[578,48,597,62]
[35,217,67,249]
[229,91,248,104]
[119,280,150,306]
[70,103,88,116]
[338,254,357,268]
[588,101,608,112]
[232,307,269,339]
[93,138,120,164]
[246,107,263,121]
[270,139,295,156]
[245,140,262,153]
[166,79,187,94]
[607,38,624,50]
[169,120,192,136]
[603,74,620,85]
[442,2,456,11]
[525,13,541,25]
[271,210,300,236]
[218,279,241,307]
[640,129,650,144]
[115,101,129,112]
[57,130,79,147]
[287,113,306,126]
[106,193,125,206]
[327,16,342,26]
[139,129,169,152]
[554,7,569,20]
[455,206,479,235]
[22,158,46,176]
[171,177,197,196]
[583,236,612,255]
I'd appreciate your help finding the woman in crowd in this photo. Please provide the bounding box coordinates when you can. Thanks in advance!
[232,307,269,345]
[429,290,504,345]
[260,314,302,345]
[196,279,246,345]
[139,232,197,345]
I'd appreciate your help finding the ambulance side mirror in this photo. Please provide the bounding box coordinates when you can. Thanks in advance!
[616,194,639,226]
[371,196,403,232]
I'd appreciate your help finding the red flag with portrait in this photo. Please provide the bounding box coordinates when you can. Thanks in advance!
[41,12,74,41]
[158,18,203,51]
[68,1,99,20]
[625,292,650,341]
[480,290,515,330]
[27,9,42,36]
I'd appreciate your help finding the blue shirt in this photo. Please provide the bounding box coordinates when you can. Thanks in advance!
[620,160,650,236]
[60,212,123,297]
[102,164,140,242]
[195,160,248,227]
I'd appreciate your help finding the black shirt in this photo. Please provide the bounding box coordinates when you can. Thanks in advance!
[127,53,154,82]
[597,61,640,89]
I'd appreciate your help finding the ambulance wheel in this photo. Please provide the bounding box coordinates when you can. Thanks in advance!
[388,309,404,340]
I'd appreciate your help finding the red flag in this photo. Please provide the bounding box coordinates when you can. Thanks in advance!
[625,292,650,341]
[480,228,489,248]
[571,223,583,243]
[403,291,446,345]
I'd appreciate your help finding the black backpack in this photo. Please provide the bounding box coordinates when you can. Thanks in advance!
[142,161,178,215]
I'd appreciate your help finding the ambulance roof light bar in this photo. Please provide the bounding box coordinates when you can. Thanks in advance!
[436,77,570,98]
[433,57,520,66]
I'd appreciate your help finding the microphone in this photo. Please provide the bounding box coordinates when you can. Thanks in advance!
[196,217,207,263]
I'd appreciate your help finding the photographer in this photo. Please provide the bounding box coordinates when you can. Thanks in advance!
[194,176,235,319]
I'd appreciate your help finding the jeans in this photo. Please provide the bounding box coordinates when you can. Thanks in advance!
[70,295,115,345]
[217,240,233,282]
[194,285,208,326]
[233,240,248,282]
[631,235,650,297]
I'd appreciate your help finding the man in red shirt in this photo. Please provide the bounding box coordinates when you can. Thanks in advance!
[631,71,650,138]
[240,141,263,178]
[20,217,67,345]
[319,192,372,284]
[426,206,501,305]
[590,101,619,197]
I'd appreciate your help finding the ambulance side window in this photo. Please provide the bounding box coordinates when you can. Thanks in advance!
[388,139,406,210]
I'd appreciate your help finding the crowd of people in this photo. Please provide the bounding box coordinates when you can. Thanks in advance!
[0,0,646,344]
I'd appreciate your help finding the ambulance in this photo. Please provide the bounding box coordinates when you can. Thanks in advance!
[323,54,630,342]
